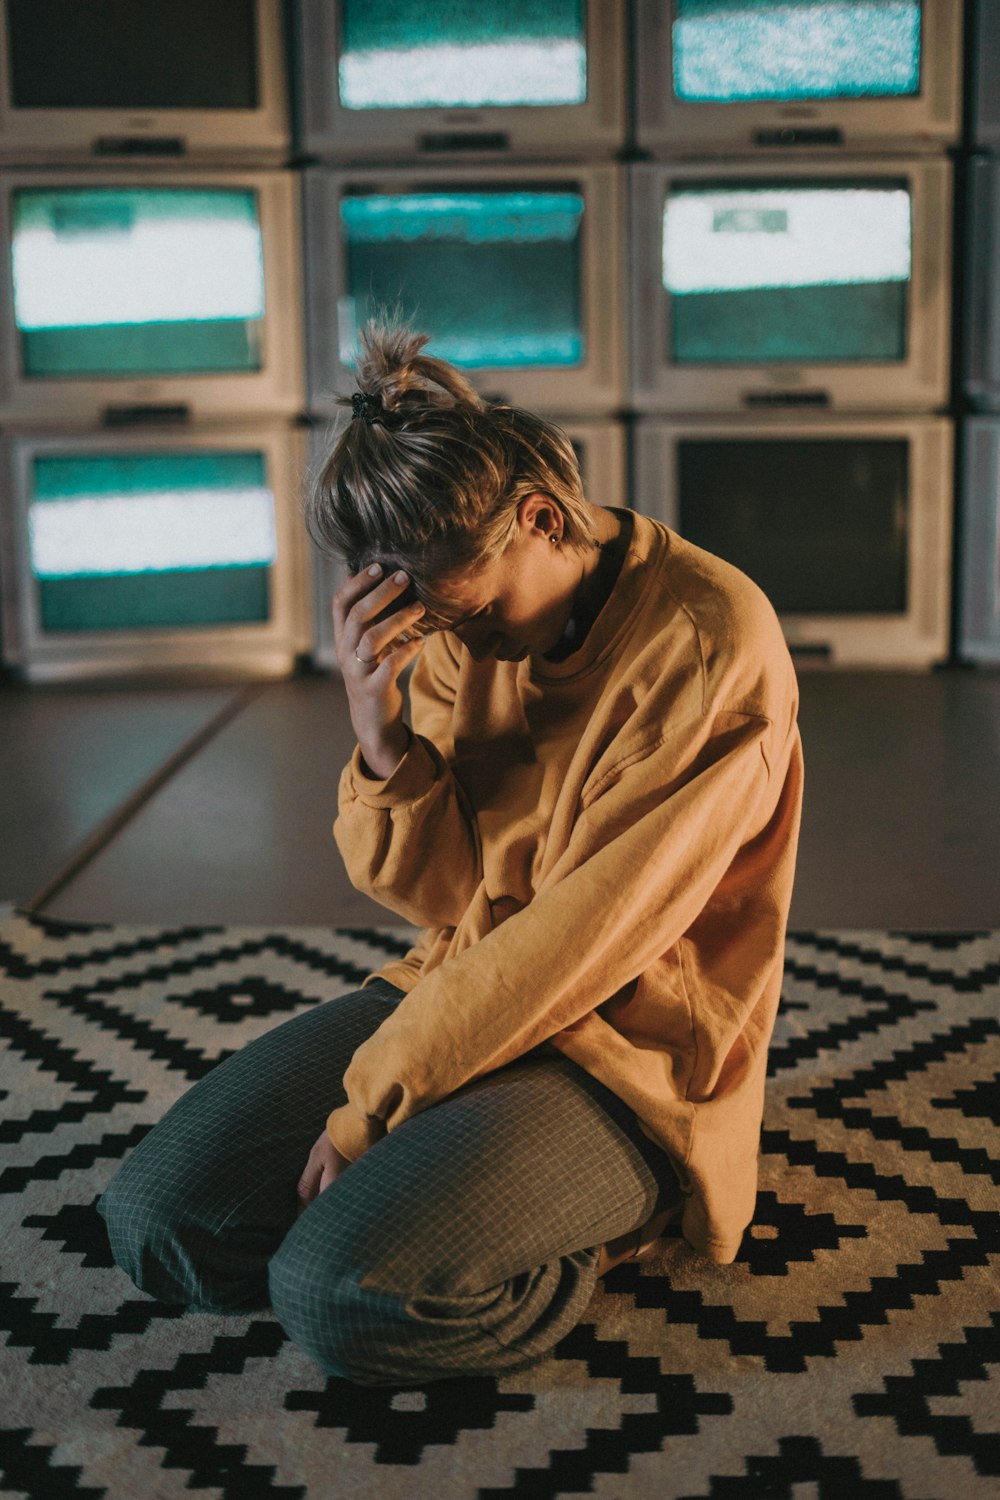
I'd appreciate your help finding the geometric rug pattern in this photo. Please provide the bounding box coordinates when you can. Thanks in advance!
[1,911,997,1499]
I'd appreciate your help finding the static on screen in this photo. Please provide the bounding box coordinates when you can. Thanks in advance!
[341,190,585,368]
[12,188,266,379]
[338,0,586,109]
[28,451,276,632]
[663,181,911,363]
[672,0,922,103]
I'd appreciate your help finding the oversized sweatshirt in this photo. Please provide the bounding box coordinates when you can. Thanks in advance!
[328,509,804,1264]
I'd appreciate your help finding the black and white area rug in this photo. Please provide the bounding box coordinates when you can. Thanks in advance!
[1,910,997,1500]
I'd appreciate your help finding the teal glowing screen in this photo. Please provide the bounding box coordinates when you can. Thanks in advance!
[342,190,585,368]
[29,451,275,632]
[673,0,922,103]
[663,179,911,363]
[12,188,265,379]
[339,0,586,109]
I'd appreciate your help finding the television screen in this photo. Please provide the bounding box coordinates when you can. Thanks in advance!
[340,187,584,369]
[964,158,1000,411]
[337,0,586,110]
[973,0,1000,149]
[5,0,258,110]
[27,449,276,633]
[677,436,908,614]
[11,186,265,380]
[629,158,949,412]
[297,2,625,163]
[663,178,911,364]
[671,0,922,104]
[958,417,1000,663]
[633,0,959,155]
[633,415,951,666]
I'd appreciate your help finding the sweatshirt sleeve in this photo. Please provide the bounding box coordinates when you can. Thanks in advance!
[327,708,776,1159]
[333,632,483,929]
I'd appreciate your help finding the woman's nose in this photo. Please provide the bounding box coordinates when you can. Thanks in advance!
[454,622,498,661]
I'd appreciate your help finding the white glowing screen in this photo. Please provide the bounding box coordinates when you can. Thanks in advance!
[339,38,586,108]
[663,185,911,293]
[30,489,277,577]
[12,191,265,331]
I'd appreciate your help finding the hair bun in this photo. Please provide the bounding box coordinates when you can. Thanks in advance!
[352,315,484,416]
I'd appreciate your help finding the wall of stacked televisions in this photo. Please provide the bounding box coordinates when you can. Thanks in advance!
[0,0,996,682]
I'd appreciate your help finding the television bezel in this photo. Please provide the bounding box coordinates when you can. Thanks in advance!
[0,166,305,426]
[296,0,626,163]
[0,422,313,682]
[633,0,962,155]
[631,413,953,668]
[0,0,290,166]
[629,156,952,414]
[958,417,1000,663]
[306,416,628,671]
[302,161,625,419]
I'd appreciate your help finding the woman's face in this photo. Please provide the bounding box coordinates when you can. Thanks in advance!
[431,497,586,663]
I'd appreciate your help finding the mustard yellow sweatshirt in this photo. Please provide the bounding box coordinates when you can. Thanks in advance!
[328,510,804,1264]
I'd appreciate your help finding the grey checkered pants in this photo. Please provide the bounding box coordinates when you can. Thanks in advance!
[99,980,679,1386]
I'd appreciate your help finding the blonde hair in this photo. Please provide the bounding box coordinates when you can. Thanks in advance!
[305,319,595,632]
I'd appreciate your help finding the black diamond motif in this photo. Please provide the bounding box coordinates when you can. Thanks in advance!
[853,1313,1000,1477]
[735,1190,867,1276]
[286,1373,533,1466]
[22,1197,116,1269]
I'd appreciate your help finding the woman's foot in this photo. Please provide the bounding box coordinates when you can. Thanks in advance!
[596,1203,682,1277]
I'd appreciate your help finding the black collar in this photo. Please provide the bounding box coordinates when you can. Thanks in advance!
[544,508,634,662]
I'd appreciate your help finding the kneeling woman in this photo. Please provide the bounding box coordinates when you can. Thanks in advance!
[100,322,804,1386]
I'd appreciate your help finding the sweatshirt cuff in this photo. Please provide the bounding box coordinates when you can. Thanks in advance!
[681,1198,743,1265]
[326,1102,384,1161]
[349,732,442,809]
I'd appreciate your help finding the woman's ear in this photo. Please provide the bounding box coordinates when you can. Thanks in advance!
[519,492,562,540]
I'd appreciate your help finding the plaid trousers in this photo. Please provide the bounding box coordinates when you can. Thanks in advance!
[99,980,679,1386]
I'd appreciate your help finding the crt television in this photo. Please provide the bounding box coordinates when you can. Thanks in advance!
[632,414,953,668]
[295,0,626,162]
[306,416,627,670]
[633,0,962,155]
[629,157,952,413]
[0,0,290,166]
[302,163,625,418]
[964,156,1000,413]
[971,0,1000,151]
[0,423,312,682]
[0,170,304,425]
[958,417,1000,664]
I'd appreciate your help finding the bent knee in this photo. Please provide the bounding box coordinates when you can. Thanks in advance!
[99,1169,264,1311]
[268,1225,523,1386]
[268,1235,367,1380]
[99,1169,194,1303]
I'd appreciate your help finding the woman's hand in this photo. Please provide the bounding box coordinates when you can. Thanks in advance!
[334,565,427,777]
[297,1129,351,1208]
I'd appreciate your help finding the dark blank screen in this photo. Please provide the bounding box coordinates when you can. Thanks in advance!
[677,437,908,614]
[6,0,258,110]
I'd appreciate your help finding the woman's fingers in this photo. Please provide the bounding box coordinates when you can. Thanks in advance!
[354,604,426,667]
[333,567,426,668]
[297,1156,321,1206]
[298,1130,352,1207]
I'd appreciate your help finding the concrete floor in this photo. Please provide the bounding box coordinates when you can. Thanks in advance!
[2,665,998,932]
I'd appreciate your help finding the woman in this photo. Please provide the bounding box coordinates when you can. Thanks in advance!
[100,323,804,1387]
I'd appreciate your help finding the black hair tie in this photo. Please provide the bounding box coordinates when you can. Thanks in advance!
[352,390,383,426]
